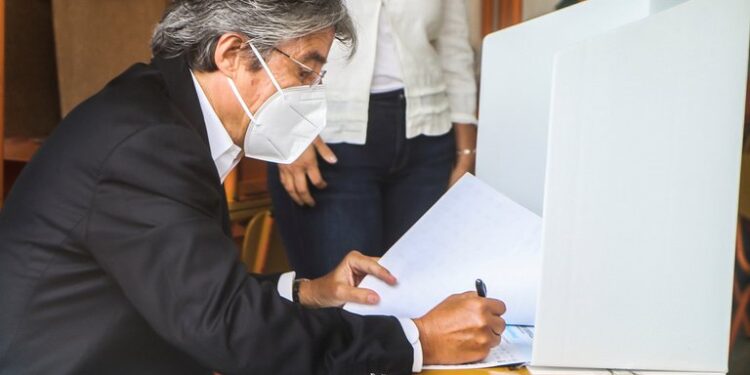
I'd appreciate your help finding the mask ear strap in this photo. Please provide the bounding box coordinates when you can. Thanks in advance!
[248,42,285,97]
[227,76,258,124]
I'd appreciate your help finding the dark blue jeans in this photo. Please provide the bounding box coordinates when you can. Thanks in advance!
[268,90,456,279]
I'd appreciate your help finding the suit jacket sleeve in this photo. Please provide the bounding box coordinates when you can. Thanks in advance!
[83,125,413,375]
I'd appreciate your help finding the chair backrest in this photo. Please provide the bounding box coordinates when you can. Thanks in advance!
[240,210,275,274]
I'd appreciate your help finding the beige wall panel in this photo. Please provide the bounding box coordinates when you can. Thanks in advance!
[523,0,559,20]
[52,0,169,116]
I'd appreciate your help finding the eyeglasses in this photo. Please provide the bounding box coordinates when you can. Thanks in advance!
[272,47,326,87]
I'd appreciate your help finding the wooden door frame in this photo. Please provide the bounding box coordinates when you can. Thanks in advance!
[482,0,523,36]
[1,0,6,207]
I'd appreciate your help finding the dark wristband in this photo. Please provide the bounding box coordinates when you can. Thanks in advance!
[292,278,308,303]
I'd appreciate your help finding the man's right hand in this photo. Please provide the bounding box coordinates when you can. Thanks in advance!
[414,292,507,365]
[278,136,338,207]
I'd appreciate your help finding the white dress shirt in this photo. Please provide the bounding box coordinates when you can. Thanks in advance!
[190,73,423,372]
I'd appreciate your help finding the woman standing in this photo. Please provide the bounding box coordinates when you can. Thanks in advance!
[269,0,478,278]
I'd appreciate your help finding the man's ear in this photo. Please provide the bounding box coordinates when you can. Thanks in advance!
[214,33,246,78]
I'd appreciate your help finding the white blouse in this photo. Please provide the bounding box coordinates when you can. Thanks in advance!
[322,0,478,145]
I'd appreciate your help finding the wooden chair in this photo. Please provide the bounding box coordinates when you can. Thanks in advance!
[239,210,276,274]
[224,165,274,273]
[732,220,750,348]
[732,148,750,347]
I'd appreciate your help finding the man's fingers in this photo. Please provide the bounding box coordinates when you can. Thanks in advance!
[349,252,397,286]
[306,166,328,190]
[488,315,506,339]
[279,168,304,206]
[314,138,338,165]
[293,172,316,206]
[336,285,379,305]
[485,298,507,316]
[488,329,502,348]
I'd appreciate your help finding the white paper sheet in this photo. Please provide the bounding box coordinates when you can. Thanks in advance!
[344,174,542,326]
[424,326,534,370]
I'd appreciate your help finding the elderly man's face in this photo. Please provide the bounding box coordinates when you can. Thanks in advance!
[197,27,335,145]
[235,29,334,117]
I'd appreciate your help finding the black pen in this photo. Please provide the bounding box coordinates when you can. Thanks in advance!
[475,278,487,298]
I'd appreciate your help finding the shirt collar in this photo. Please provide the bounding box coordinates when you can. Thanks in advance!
[190,72,243,182]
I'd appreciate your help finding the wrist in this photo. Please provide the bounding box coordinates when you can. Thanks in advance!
[454,155,476,170]
[295,278,315,307]
[413,318,436,365]
[456,148,476,156]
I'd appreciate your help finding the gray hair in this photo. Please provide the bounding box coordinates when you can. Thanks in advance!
[152,0,356,71]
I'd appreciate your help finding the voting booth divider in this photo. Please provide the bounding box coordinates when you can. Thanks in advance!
[477,0,750,372]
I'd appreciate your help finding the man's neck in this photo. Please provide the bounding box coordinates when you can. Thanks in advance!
[192,70,247,146]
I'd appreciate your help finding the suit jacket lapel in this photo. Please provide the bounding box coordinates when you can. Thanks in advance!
[152,56,232,236]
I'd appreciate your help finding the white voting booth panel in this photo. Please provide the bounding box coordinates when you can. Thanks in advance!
[476,0,654,216]
[533,0,750,371]
[478,0,750,372]
[475,0,750,373]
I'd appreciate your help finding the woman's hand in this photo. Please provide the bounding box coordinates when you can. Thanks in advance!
[297,251,397,308]
[449,155,476,186]
[278,136,338,207]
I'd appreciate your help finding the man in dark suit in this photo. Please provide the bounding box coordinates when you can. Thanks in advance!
[0,1,506,374]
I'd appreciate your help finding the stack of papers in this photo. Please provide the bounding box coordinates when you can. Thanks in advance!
[424,326,534,370]
[344,174,542,369]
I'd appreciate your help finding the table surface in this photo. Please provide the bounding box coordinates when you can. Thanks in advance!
[421,366,529,374]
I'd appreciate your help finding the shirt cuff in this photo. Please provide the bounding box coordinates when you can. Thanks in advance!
[277,271,296,301]
[397,318,423,373]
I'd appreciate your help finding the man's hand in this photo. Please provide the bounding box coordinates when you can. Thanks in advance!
[297,251,397,308]
[414,292,507,365]
[278,136,338,207]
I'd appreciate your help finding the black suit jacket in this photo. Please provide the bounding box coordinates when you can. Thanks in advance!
[0,56,412,375]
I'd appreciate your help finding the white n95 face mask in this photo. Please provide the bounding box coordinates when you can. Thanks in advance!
[227,43,327,165]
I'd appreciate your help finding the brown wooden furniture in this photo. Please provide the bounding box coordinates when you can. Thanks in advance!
[0,0,5,206]
[0,0,45,202]
[732,220,750,348]
[735,80,750,348]
[482,0,524,37]
[239,210,275,274]
[2,0,62,201]
[229,195,289,274]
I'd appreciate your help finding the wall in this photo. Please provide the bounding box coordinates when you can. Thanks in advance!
[52,0,170,116]
[524,0,560,20]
